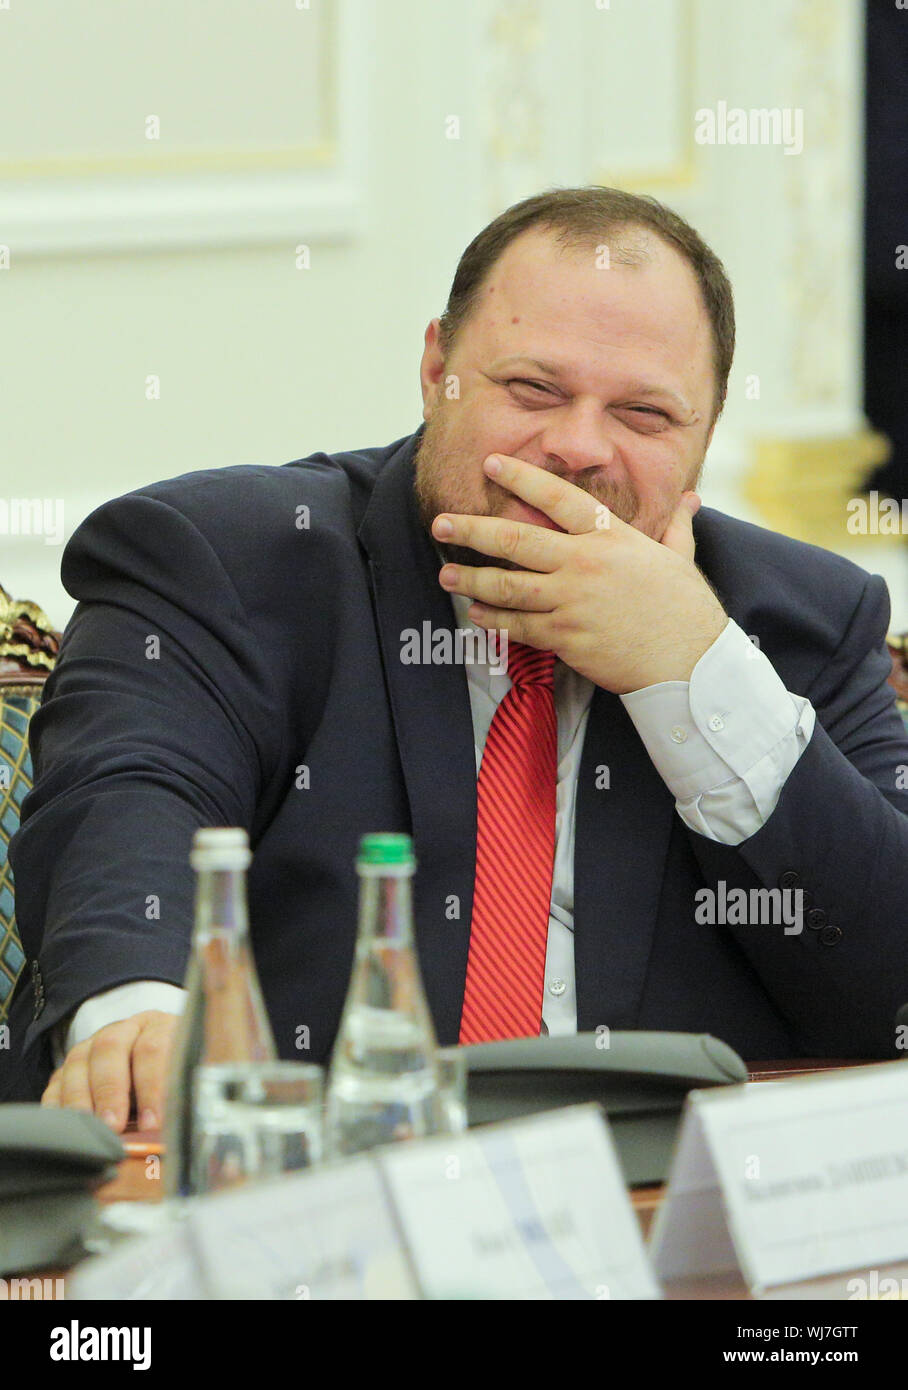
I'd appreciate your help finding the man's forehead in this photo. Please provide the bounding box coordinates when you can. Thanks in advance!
[488,224,674,284]
[466,229,712,393]
[480,230,700,318]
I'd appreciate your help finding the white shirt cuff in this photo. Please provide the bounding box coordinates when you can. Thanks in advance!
[620,619,815,844]
[52,980,187,1068]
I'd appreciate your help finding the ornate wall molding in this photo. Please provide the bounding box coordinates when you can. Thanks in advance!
[1,0,366,255]
[481,0,546,213]
[782,0,858,410]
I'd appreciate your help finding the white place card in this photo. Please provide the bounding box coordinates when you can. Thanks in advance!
[73,1105,656,1300]
[650,1060,908,1293]
[71,1219,203,1300]
[377,1102,659,1300]
[187,1156,417,1299]
[72,1161,417,1301]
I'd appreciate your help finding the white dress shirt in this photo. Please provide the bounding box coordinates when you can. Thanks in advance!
[53,599,815,1063]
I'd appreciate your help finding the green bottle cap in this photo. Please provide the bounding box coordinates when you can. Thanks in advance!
[357,833,414,866]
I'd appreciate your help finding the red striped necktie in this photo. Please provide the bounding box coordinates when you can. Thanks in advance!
[458,638,557,1044]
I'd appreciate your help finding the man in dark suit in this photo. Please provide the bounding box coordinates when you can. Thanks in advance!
[3,187,908,1128]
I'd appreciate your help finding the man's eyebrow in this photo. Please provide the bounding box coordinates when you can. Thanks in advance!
[488,356,696,418]
[490,355,568,377]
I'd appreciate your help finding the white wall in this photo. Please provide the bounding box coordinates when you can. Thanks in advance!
[2,0,904,631]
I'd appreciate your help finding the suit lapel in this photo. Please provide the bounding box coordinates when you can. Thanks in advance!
[358,429,477,1043]
[574,685,678,1031]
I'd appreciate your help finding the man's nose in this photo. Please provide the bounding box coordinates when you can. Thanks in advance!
[535,399,618,476]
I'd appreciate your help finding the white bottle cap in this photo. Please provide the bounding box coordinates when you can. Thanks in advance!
[189,827,251,872]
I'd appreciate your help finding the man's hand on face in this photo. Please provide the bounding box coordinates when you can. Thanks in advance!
[431,452,728,695]
[41,1010,180,1134]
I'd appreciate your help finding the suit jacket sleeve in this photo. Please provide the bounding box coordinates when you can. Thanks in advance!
[7,486,291,1073]
[685,571,908,1056]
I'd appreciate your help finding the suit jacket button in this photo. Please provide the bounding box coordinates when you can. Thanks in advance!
[779,870,801,890]
[819,925,843,946]
[806,908,828,930]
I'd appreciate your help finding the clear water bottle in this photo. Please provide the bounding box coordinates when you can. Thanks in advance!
[324,833,450,1157]
[163,827,277,1197]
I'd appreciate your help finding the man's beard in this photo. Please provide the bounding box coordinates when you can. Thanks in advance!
[413,404,644,571]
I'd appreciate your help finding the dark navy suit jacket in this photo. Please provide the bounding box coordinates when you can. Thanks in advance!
[3,425,908,1100]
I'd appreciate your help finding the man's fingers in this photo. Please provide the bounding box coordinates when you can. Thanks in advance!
[433,511,568,572]
[660,491,700,560]
[56,1041,95,1116]
[87,1019,142,1132]
[131,1014,179,1133]
[41,1067,64,1108]
[480,453,605,535]
[462,603,540,650]
[38,1010,180,1134]
[439,562,556,612]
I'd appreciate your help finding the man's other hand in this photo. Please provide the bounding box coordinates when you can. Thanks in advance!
[41,1010,180,1134]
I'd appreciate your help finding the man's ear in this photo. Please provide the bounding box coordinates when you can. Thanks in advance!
[420,318,445,418]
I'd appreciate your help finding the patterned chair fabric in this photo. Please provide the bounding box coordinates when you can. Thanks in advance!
[0,585,60,1025]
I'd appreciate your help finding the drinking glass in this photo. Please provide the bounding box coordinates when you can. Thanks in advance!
[191,1061,324,1195]
[436,1045,469,1133]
